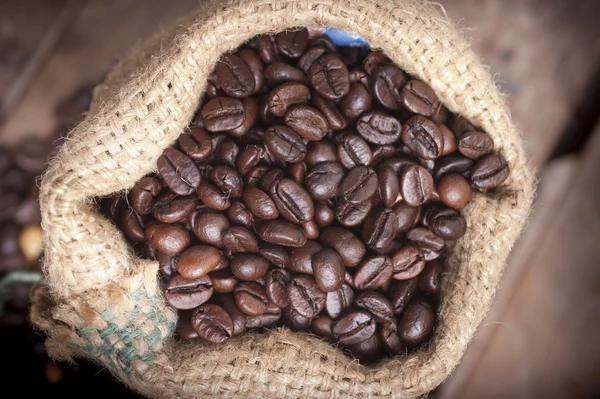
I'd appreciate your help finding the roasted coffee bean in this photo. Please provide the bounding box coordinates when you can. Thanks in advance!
[246,305,282,329]
[306,141,339,167]
[314,201,335,228]
[378,167,400,207]
[201,96,245,132]
[233,281,270,316]
[270,178,314,224]
[153,194,197,223]
[227,201,255,228]
[438,123,457,156]
[340,166,378,203]
[449,115,476,139]
[309,53,350,100]
[283,306,312,331]
[288,240,322,275]
[179,128,213,162]
[209,269,239,293]
[362,50,391,75]
[257,220,307,247]
[260,168,285,192]
[228,97,259,137]
[287,161,307,185]
[302,219,320,240]
[284,105,328,141]
[311,91,347,130]
[237,145,264,175]
[242,186,279,220]
[398,299,435,346]
[122,209,146,242]
[335,198,373,227]
[347,332,381,363]
[371,145,397,164]
[400,80,440,117]
[304,161,344,201]
[275,28,309,58]
[433,155,473,180]
[470,153,510,190]
[157,149,200,196]
[320,227,366,267]
[197,181,231,210]
[426,206,467,240]
[104,196,126,225]
[312,248,345,292]
[177,311,199,339]
[399,165,434,206]
[333,310,376,345]
[237,48,265,94]
[215,53,255,98]
[401,116,443,160]
[437,173,472,210]
[209,165,243,198]
[363,208,399,249]
[391,246,426,280]
[130,177,163,215]
[389,278,418,314]
[325,283,354,320]
[265,62,308,87]
[145,222,189,255]
[258,244,290,268]
[258,95,276,124]
[230,253,270,281]
[354,291,394,322]
[458,131,493,159]
[354,255,393,291]
[222,226,258,253]
[349,68,369,86]
[215,294,247,336]
[311,315,335,340]
[267,82,310,117]
[191,304,234,343]
[265,268,292,308]
[419,260,443,294]
[264,125,307,163]
[177,245,222,279]
[337,133,372,169]
[157,251,177,278]
[370,64,406,110]
[406,227,445,252]
[255,34,278,64]
[165,274,213,310]
[356,110,402,145]
[287,275,326,318]
[380,319,404,355]
[215,139,241,167]
[341,83,372,119]
[298,45,328,73]
[190,211,230,248]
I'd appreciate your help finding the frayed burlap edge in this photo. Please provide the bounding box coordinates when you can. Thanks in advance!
[31,0,535,397]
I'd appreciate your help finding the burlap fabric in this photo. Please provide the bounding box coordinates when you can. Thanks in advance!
[30,0,535,397]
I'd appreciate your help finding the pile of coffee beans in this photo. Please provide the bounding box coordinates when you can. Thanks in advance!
[102,28,509,363]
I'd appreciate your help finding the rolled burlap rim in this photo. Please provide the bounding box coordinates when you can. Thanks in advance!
[30,0,535,397]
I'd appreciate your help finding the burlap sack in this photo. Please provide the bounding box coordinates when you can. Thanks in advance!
[30,0,535,397]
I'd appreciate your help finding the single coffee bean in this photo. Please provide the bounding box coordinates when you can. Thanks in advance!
[380,319,404,355]
[275,28,309,58]
[258,95,276,124]
[309,53,350,100]
[209,269,239,294]
[153,194,197,224]
[389,278,419,314]
[302,219,320,240]
[449,115,476,139]
[197,180,231,210]
[237,145,264,175]
[399,164,434,206]
[438,173,473,210]
[306,141,339,167]
[458,131,494,159]
[265,61,308,87]
[401,116,443,160]
[311,315,335,340]
[265,125,307,163]
[304,161,345,200]
[255,34,278,64]
[209,165,243,198]
[470,153,510,190]
[370,64,406,110]
[362,207,399,249]
[354,291,394,322]
[157,148,200,196]
[165,274,213,310]
[284,105,328,141]
[325,283,354,319]
[191,304,234,343]
[335,198,373,227]
[257,220,307,247]
[398,299,435,346]
[130,177,163,215]
[356,110,402,145]
[347,332,381,363]
[190,211,230,248]
[406,227,445,252]
[298,45,328,73]
[282,306,312,332]
[341,83,372,119]
[287,275,326,318]
[320,227,366,267]
[230,253,270,281]
[426,206,467,240]
[377,167,400,208]
[177,245,222,279]
[312,248,345,292]
[371,144,397,164]
[258,244,290,268]
[354,255,393,291]
[332,310,376,345]
[213,138,240,167]
[349,68,370,86]
[438,123,457,156]
[157,251,177,278]
[400,80,440,117]
[337,133,373,169]
[122,209,146,242]
[270,178,314,223]
[145,222,190,255]
[222,226,258,253]
[265,268,292,308]
[267,82,311,117]
[233,281,270,316]
[287,161,307,185]
[289,240,322,275]
[245,302,282,328]
[340,166,378,203]
[237,48,265,94]
[215,294,247,336]
[201,96,245,132]
[260,168,285,192]
[104,196,126,225]
[419,259,444,294]
[433,155,474,180]
[314,201,335,228]
[227,201,255,229]
[391,246,426,280]
[178,128,212,162]
[227,97,259,137]
[311,91,347,130]
[215,53,255,98]
[243,185,279,220]
[362,50,391,75]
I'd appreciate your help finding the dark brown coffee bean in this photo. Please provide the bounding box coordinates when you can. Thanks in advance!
[197,181,231,210]
[177,311,199,339]
[260,168,285,192]
[434,155,474,180]
[227,97,259,137]
[213,138,240,167]
[246,302,282,328]
[378,167,400,208]
[309,53,350,100]
[320,227,366,267]
[267,82,310,117]
[401,116,443,160]
[190,211,230,248]
[287,275,326,318]
[237,48,265,94]
[264,125,307,163]
[257,220,307,247]
[419,259,443,294]
[165,274,213,310]
[178,128,212,162]
[426,206,467,240]
[391,246,426,280]
[311,315,335,340]
[407,227,445,252]
[255,34,278,64]
[304,161,344,201]
[230,253,270,281]
[241,186,277,220]
[234,281,270,316]
[362,50,391,75]
[237,145,264,175]
[335,198,373,227]
[341,83,372,119]
[214,294,247,336]
[130,177,163,215]
[438,123,457,156]
[362,208,399,249]
[287,161,307,185]
[340,166,378,204]
[312,248,345,292]
[449,115,476,139]
[145,222,189,255]
[470,153,510,190]
[222,226,258,253]
[354,255,393,291]
[370,64,406,110]
[265,268,292,308]
[270,178,314,224]
[356,110,402,145]
[283,306,312,332]
[332,310,376,345]
[347,332,381,363]
[337,133,372,169]
[398,299,435,346]
[157,149,200,196]
[349,68,369,86]
[438,173,472,210]
[157,251,177,278]
[215,53,255,98]
[153,194,197,224]
[311,91,347,130]
[192,304,234,343]
[209,269,239,294]
[201,96,245,132]
[399,164,434,206]
[458,131,493,159]
[209,165,243,198]
[371,144,397,164]
[104,196,126,225]
[389,278,418,314]
[306,140,339,167]
[258,244,290,268]
[258,95,277,124]
[122,209,146,242]
[325,283,354,320]
[400,80,440,117]
[298,45,328,73]
[380,319,404,355]
[265,61,308,87]
[284,105,328,141]
[176,245,222,279]
[275,28,309,58]
[314,201,335,228]
[227,201,255,229]
[354,291,393,322]
[288,240,322,275]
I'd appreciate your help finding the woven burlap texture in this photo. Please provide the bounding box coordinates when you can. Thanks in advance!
[31,0,535,397]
